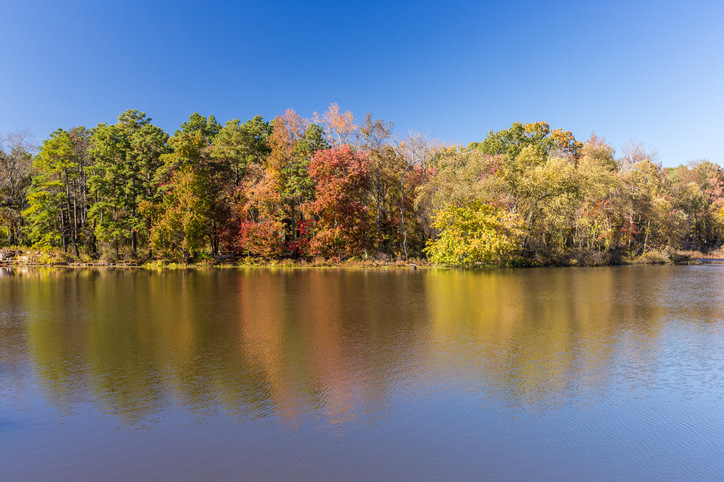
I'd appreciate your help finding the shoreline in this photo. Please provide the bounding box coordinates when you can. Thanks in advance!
[0,247,702,270]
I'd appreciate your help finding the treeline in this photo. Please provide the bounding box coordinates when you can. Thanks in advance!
[1,106,722,266]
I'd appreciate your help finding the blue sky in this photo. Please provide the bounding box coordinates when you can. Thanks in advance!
[1,0,722,166]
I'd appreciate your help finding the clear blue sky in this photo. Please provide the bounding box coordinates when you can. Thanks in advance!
[1,0,722,167]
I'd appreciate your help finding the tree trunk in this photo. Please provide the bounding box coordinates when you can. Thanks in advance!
[400,169,408,261]
[291,198,296,243]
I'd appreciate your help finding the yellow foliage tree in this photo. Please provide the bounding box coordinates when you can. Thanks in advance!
[424,200,522,266]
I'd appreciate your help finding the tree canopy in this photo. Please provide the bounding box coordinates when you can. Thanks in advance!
[5,110,721,267]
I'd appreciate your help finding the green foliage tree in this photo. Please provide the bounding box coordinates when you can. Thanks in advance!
[148,131,214,261]
[211,116,272,191]
[24,129,83,252]
[176,112,221,140]
[89,110,168,258]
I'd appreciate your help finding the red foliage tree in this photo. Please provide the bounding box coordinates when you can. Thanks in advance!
[237,218,285,259]
[304,145,373,258]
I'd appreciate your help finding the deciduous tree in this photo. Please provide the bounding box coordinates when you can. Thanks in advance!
[267,110,328,248]
[305,145,372,258]
[424,200,521,266]
[0,131,34,246]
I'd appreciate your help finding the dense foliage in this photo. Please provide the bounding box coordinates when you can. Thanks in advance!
[2,110,723,266]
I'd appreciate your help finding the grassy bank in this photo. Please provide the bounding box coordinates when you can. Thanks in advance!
[0,248,432,269]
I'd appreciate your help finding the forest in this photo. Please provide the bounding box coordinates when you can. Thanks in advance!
[1,104,722,267]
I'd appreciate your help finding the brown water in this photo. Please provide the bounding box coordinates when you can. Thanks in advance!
[2,266,724,480]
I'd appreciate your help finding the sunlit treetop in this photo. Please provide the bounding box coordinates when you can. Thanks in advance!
[470,122,583,160]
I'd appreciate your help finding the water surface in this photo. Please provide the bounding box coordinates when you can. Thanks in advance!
[2,266,724,480]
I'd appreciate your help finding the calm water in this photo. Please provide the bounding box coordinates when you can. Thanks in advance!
[2,266,724,480]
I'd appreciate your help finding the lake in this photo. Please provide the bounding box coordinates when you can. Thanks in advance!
[2,266,724,480]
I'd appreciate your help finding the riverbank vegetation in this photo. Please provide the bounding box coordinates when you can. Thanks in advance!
[1,106,722,267]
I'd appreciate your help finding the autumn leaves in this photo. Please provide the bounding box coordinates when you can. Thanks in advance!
[5,109,722,266]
